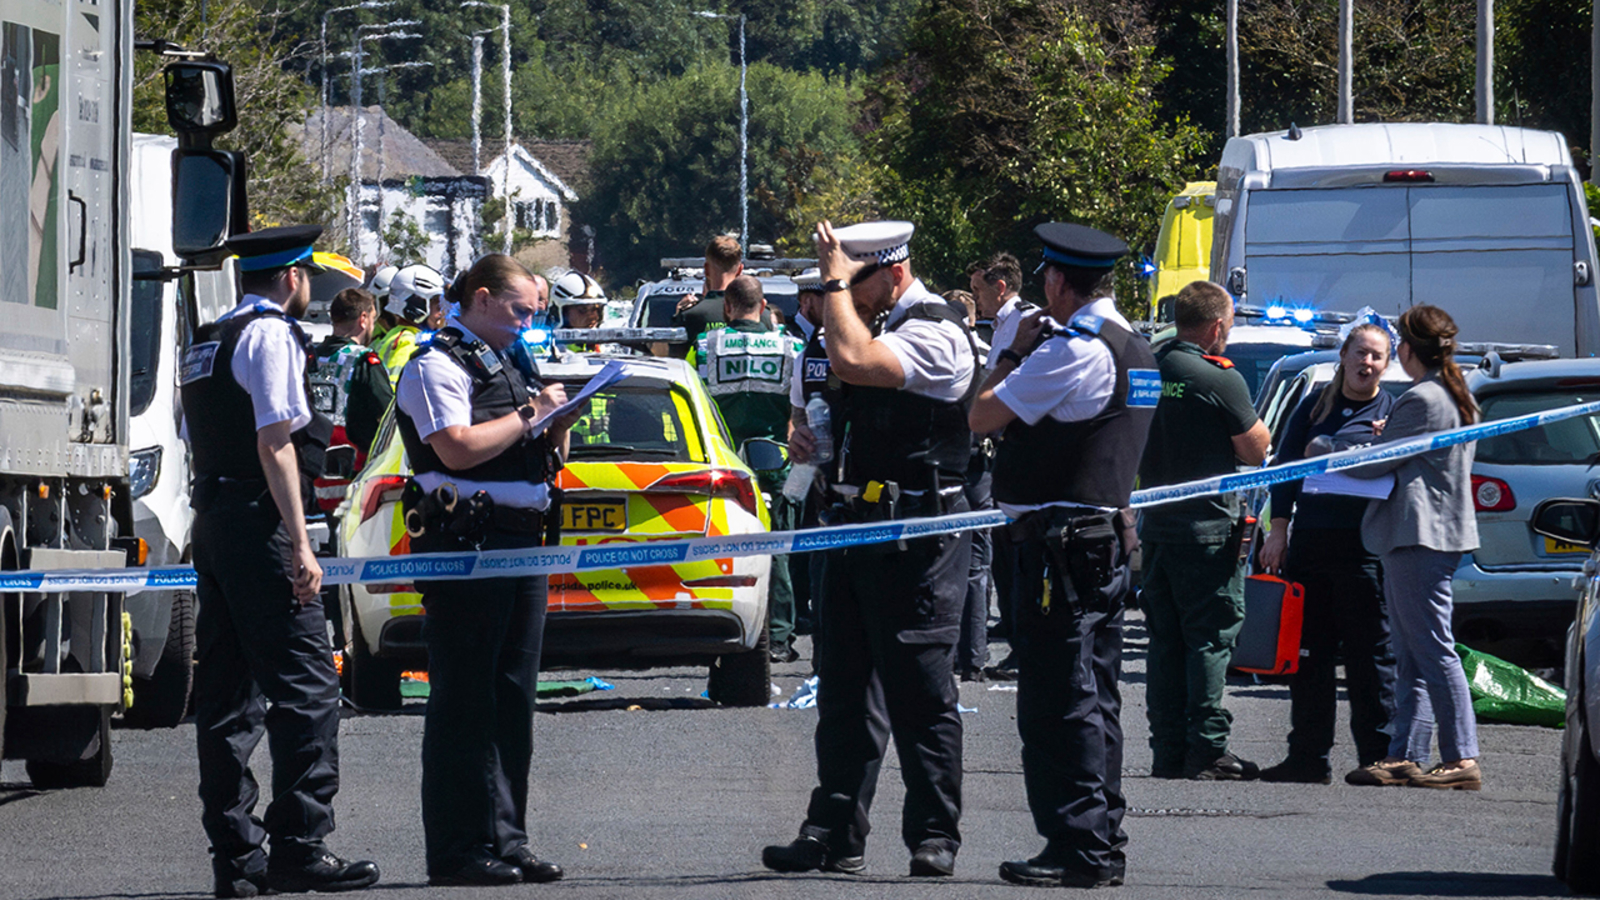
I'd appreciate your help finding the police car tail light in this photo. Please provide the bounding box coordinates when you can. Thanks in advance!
[360,475,410,524]
[646,469,762,518]
[1472,475,1516,512]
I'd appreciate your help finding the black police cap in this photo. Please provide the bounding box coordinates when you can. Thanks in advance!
[1034,222,1127,270]
[227,224,326,273]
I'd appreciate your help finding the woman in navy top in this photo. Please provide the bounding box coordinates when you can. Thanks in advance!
[1256,322,1398,783]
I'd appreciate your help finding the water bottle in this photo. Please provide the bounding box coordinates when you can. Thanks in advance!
[782,463,817,502]
[806,396,834,465]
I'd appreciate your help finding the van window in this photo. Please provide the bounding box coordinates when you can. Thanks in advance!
[130,250,165,417]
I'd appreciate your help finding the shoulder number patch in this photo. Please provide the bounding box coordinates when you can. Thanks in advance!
[1202,354,1235,369]
[180,342,220,385]
[1127,368,1162,408]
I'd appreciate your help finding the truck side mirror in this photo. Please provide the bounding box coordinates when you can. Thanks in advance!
[171,149,241,258]
[1531,498,1600,549]
[164,61,237,135]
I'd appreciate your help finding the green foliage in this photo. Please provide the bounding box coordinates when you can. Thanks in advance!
[134,0,347,247]
[381,208,431,263]
[1495,0,1591,144]
[1586,183,1600,244]
[834,0,1206,316]
[577,62,861,286]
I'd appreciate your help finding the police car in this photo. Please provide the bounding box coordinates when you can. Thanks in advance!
[630,248,815,330]
[335,347,776,709]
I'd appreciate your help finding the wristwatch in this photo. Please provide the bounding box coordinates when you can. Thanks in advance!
[823,278,850,293]
[998,348,1025,366]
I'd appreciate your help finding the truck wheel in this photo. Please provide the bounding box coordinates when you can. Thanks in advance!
[706,626,771,707]
[121,591,195,729]
[1563,714,1600,894]
[347,612,403,711]
[25,708,113,788]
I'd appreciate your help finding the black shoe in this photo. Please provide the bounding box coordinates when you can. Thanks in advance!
[212,859,269,899]
[501,846,563,883]
[427,852,522,887]
[983,653,1019,681]
[1258,757,1333,785]
[770,642,801,664]
[958,666,987,683]
[762,834,865,875]
[910,843,956,877]
[794,617,814,636]
[999,857,1116,888]
[266,847,379,894]
[1186,751,1260,781]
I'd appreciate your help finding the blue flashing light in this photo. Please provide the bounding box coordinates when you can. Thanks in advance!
[416,330,437,344]
[521,327,552,345]
[1291,308,1315,323]
[1264,305,1287,321]
[1136,256,1157,279]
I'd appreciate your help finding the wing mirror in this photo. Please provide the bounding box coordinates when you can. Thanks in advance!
[164,60,237,135]
[741,437,789,473]
[171,149,248,258]
[323,446,358,481]
[1530,498,1600,549]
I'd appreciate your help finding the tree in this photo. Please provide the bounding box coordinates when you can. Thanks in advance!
[577,61,861,286]
[820,0,1206,316]
[134,0,346,246]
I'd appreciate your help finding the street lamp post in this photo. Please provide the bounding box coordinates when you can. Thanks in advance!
[348,23,422,253]
[320,1,393,183]
[468,30,496,176]
[694,11,747,256]
[363,61,434,259]
[462,2,513,254]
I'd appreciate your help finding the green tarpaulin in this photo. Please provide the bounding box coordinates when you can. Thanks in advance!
[1457,644,1566,728]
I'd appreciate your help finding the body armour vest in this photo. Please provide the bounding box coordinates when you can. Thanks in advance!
[309,338,369,429]
[834,300,975,489]
[179,306,332,488]
[992,316,1161,509]
[394,327,554,485]
[798,326,841,408]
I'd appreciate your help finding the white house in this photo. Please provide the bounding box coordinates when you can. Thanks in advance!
[424,138,592,273]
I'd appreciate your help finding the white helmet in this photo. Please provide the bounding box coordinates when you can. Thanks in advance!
[369,264,399,299]
[551,271,606,307]
[387,264,444,322]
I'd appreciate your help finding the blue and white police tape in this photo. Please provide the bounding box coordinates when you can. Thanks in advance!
[4,398,1599,593]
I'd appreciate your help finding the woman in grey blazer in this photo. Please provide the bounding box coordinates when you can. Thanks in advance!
[1350,305,1482,791]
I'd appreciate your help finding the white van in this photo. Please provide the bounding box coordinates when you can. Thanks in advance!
[1212,123,1600,356]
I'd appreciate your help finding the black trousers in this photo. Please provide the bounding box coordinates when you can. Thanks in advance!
[192,483,341,876]
[802,496,971,856]
[1009,528,1128,879]
[959,458,992,671]
[416,529,548,874]
[1283,528,1396,768]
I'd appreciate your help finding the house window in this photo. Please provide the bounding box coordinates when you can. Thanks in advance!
[424,206,450,234]
[544,202,558,233]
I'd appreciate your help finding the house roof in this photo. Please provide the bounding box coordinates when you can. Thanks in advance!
[292,107,462,180]
[423,137,593,193]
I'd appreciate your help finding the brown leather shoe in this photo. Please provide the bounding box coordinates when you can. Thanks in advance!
[1344,760,1424,786]
[1408,761,1482,791]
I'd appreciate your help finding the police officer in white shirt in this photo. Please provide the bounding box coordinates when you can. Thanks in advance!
[968,222,1160,889]
[179,225,380,897]
[394,254,580,888]
[764,221,975,880]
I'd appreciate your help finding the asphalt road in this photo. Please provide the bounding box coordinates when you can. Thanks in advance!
[0,612,1569,900]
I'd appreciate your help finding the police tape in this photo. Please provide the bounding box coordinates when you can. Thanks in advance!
[4,398,1599,594]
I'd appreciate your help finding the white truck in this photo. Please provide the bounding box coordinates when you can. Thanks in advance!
[1,0,241,784]
[1211,123,1600,356]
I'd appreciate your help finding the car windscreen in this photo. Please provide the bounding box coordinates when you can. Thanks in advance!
[1225,342,1312,400]
[564,385,697,462]
[130,250,166,417]
[1475,390,1600,466]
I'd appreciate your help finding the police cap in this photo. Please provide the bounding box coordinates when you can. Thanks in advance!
[227,225,327,273]
[1033,222,1127,271]
[791,267,825,293]
[834,220,914,265]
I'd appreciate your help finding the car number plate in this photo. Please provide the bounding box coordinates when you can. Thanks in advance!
[1544,536,1589,555]
[563,500,627,533]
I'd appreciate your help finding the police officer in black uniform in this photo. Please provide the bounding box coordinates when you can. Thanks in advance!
[393,254,579,887]
[764,220,975,879]
[969,223,1160,888]
[179,225,380,898]
[786,268,834,638]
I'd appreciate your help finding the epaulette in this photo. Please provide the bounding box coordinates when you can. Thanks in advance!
[363,352,382,366]
[1066,314,1105,336]
[1202,354,1235,369]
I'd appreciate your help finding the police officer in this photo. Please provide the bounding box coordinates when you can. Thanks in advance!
[394,253,578,887]
[968,222,1159,888]
[763,220,974,879]
[309,288,392,513]
[1137,281,1271,781]
[694,274,805,662]
[179,225,379,898]
[372,264,445,385]
[787,268,833,638]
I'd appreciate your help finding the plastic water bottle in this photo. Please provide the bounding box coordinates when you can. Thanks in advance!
[782,463,817,502]
[806,396,834,465]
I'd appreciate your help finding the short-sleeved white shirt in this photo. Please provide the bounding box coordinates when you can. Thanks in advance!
[984,294,1031,370]
[395,317,550,510]
[219,295,313,432]
[992,296,1125,427]
[876,279,975,402]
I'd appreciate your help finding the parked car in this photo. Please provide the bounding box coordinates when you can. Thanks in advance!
[335,352,775,710]
[631,247,815,331]
[1527,498,1600,894]
[1150,320,1320,400]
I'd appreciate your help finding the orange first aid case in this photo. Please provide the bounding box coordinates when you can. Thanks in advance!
[1232,574,1305,675]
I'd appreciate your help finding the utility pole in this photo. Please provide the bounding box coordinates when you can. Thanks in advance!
[1592,0,1598,183]
[694,10,749,255]
[364,61,433,259]
[1477,0,1495,125]
[1337,0,1353,124]
[319,1,393,183]
[347,24,421,259]
[463,2,513,254]
[469,31,493,175]
[1226,0,1239,138]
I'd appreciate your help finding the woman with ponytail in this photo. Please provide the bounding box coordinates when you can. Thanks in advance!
[1257,320,1398,784]
[1350,304,1482,790]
